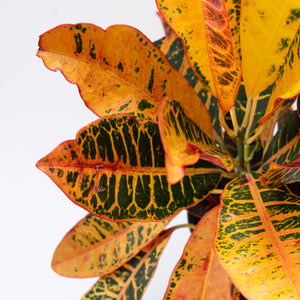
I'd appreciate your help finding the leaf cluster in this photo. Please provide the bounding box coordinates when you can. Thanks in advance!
[36,1,300,299]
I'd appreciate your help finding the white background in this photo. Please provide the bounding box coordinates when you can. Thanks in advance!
[1,1,191,299]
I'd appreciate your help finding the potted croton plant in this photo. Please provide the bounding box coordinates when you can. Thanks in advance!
[36,0,300,299]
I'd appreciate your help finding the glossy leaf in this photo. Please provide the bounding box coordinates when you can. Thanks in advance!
[259,27,300,124]
[260,163,300,188]
[37,23,212,138]
[156,0,241,112]
[52,213,168,277]
[261,110,300,172]
[233,81,271,135]
[164,207,232,300]
[224,0,241,63]
[37,115,221,221]
[241,1,300,99]
[154,29,223,140]
[260,98,295,154]
[82,229,173,300]
[215,172,300,299]
[159,99,233,184]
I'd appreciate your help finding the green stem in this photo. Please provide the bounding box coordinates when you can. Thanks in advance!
[170,223,197,231]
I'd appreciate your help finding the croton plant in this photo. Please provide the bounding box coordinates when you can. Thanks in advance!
[36,0,300,299]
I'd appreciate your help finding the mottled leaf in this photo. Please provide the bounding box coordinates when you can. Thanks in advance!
[37,23,212,138]
[261,110,300,172]
[52,213,168,277]
[234,82,271,135]
[215,173,300,299]
[159,99,233,184]
[154,29,223,140]
[164,207,232,300]
[156,0,241,112]
[224,0,241,63]
[259,26,300,125]
[82,229,173,300]
[260,163,300,188]
[37,115,221,221]
[241,1,300,98]
[260,98,295,154]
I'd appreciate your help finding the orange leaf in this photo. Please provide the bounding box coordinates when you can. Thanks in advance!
[37,23,212,138]
[164,207,232,300]
[156,0,241,112]
[52,214,168,277]
[159,99,233,184]
[215,173,300,299]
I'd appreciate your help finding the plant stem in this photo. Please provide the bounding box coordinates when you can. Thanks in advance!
[230,107,239,134]
[219,109,237,139]
[170,223,197,231]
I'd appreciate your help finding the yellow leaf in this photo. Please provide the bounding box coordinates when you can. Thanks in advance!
[215,173,300,299]
[156,0,241,112]
[241,1,300,99]
[259,27,300,125]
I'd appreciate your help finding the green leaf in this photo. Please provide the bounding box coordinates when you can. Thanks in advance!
[215,172,300,299]
[37,115,221,221]
[164,207,232,300]
[159,99,233,184]
[156,0,242,112]
[52,213,168,277]
[81,229,173,300]
[234,82,272,135]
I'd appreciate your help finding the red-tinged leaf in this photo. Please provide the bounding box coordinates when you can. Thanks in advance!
[37,23,212,137]
[159,99,233,184]
[164,207,232,300]
[154,27,223,140]
[81,229,173,300]
[260,163,300,189]
[36,116,221,221]
[156,0,241,112]
[215,173,300,299]
[241,1,300,99]
[259,27,300,125]
[52,213,168,278]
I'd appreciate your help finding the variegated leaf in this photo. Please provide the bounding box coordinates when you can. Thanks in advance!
[215,172,300,299]
[241,1,300,99]
[159,99,233,184]
[37,23,212,138]
[52,213,168,277]
[154,29,223,140]
[164,207,232,300]
[82,229,173,300]
[260,98,295,154]
[156,0,241,112]
[233,81,272,135]
[260,163,300,188]
[224,0,241,63]
[261,110,300,172]
[37,116,221,221]
[259,26,300,125]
